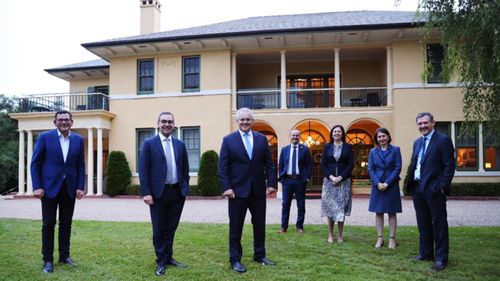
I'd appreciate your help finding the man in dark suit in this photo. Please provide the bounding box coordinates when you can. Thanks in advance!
[278,129,312,234]
[218,107,277,273]
[139,112,190,276]
[31,110,86,273]
[406,112,455,272]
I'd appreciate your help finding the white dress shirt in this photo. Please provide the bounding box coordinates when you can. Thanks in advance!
[57,130,70,163]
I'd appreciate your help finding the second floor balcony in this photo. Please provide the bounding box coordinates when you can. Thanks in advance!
[18,92,109,113]
[236,87,387,109]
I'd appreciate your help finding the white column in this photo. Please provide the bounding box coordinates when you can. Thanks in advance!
[334,48,341,108]
[478,123,485,172]
[96,128,103,195]
[17,131,25,195]
[280,50,287,109]
[386,46,393,106]
[26,130,33,195]
[87,128,94,195]
[231,53,237,110]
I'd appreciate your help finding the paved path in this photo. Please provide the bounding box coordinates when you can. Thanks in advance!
[1,197,499,226]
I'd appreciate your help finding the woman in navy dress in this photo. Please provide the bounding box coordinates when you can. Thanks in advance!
[368,128,402,249]
[321,125,354,243]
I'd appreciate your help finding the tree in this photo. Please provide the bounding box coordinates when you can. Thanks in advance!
[104,151,131,196]
[0,94,18,194]
[414,0,500,135]
[197,150,221,196]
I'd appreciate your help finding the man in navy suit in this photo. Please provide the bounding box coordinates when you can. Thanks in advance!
[406,112,455,272]
[139,112,190,276]
[31,110,86,273]
[278,129,312,234]
[218,107,277,273]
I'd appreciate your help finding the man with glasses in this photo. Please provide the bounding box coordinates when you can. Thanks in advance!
[218,107,277,273]
[31,110,86,273]
[139,112,190,276]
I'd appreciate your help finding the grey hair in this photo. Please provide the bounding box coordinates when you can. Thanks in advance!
[157,112,175,123]
[416,112,434,122]
[236,107,254,120]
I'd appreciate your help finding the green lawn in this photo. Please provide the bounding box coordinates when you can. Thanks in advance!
[1,219,499,281]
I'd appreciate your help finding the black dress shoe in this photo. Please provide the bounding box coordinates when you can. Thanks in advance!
[254,257,276,266]
[166,258,188,268]
[230,261,246,273]
[42,262,53,273]
[155,265,166,276]
[431,261,447,272]
[414,255,434,261]
[59,257,75,265]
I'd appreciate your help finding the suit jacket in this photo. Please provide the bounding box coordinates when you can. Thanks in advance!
[368,144,402,188]
[406,131,455,196]
[31,129,86,199]
[278,144,312,183]
[321,142,354,180]
[139,135,190,198]
[218,130,276,198]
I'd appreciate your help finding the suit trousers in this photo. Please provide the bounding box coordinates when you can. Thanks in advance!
[41,181,76,262]
[412,184,449,262]
[281,177,306,230]
[228,188,266,263]
[149,184,185,266]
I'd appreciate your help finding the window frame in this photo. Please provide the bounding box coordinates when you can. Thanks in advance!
[483,123,500,171]
[137,59,155,95]
[180,126,201,172]
[182,56,200,92]
[455,122,479,171]
[136,128,156,172]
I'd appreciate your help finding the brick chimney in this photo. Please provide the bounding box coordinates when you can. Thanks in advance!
[140,0,161,34]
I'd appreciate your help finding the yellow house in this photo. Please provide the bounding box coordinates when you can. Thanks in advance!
[10,0,499,196]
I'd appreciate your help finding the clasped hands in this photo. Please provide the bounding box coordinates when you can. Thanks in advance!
[329,175,342,185]
[377,182,388,191]
[223,187,277,199]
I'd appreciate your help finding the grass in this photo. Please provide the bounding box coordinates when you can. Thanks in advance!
[1,219,499,281]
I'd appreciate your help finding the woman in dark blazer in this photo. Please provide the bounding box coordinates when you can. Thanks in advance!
[321,125,354,243]
[368,128,402,249]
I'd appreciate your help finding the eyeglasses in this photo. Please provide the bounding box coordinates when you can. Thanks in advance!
[56,118,71,123]
[238,118,252,122]
[160,120,174,124]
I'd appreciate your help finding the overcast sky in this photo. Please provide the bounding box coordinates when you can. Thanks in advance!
[0,0,419,96]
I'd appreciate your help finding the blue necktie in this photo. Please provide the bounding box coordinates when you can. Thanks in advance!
[243,133,253,159]
[291,145,297,175]
[419,137,428,165]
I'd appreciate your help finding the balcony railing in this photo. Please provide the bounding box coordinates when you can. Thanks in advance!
[236,89,280,109]
[340,87,387,107]
[236,87,387,109]
[288,88,334,108]
[18,92,109,113]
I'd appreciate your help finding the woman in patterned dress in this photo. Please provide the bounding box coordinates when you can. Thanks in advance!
[368,128,402,249]
[321,125,354,243]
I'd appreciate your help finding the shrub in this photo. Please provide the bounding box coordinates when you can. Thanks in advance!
[449,182,500,196]
[197,150,221,196]
[125,184,141,196]
[105,151,131,196]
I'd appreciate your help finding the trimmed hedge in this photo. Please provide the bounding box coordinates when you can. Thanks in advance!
[448,182,500,196]
[197,150,221,196]
[105,151,131,197]
[125,184,140,196]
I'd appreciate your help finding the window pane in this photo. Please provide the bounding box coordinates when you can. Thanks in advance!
[138,59,154,93]
[183,57,200,91]
[427,44,444,83]
[484,124,500,170]
[455,123,478,170]
[435,122,450,137]
[181,127,200,172]
[136,128,155,171]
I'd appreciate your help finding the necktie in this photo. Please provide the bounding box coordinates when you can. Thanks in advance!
[243,133,253,159]
[164,138,174,183]
[291,146,297,175]
[419,136,428,165]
